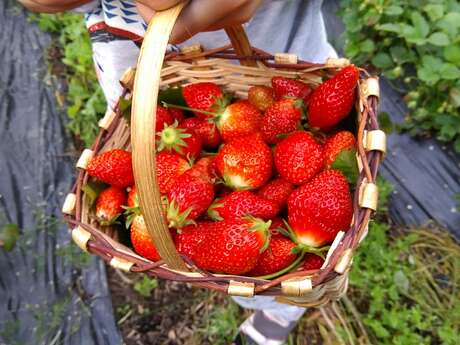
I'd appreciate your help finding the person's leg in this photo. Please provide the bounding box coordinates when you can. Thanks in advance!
[232,296,306,345]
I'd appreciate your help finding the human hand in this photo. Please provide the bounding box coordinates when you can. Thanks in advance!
[136,0,263,44]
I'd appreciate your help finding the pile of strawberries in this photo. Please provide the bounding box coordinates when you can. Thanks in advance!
[86,65,360,278]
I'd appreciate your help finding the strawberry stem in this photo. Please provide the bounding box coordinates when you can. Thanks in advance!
[162,101,217,117]
[253,252,305,280]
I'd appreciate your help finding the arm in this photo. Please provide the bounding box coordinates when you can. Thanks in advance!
[17,0,93,13]
[136,0,263,44]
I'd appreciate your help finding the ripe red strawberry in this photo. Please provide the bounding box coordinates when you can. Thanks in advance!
[214,100,262,142]
[269,217,286,237]
[87,149,134,187]
[155,106,174,132]
[288,170,353,247]
[215,134,273,190]
[131,214,176,262]
[257,178,294,208]
[301,253,324,271]
[180,117,221,149]
[271,76,312,103]
[260,99,303,144]
[169,108,185,123]
[308,65,359,129]
[156,151,191,194]
[193,217,271,274]
[185,156,217,183]
[157,122,202,160]
[182,82,223,119]
[207,191,279,221]
[127,186,137,208]
[167,173,215,228]
[95,186,126,223]
[248,236,297,276]
[248,85,275,112]
[274,131,324,185]
[175,221,216,259]
[324,131,356,169]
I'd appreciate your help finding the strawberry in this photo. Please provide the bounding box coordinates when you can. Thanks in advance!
[324,131,356,169]
[169,108,185,123]
[215,134,273,190]
[207,191,279,221]
[87,149,134,187]
[167,173,215,228]
[182,82,223,119]
[301,253,324,271]
[269,217,286,237]
[288,170,353,247]
[130,214,176,262]
[95,186,126,223]
[248,85,275,112]
[155,106,174,133]
[308,65,359,129]
[248,236,297,276]
[127,186,137,208]
[157,122,202,160]
[260,99,303,144]
[180,117,221,149]
[156,151,191,194]
[271,76,312,103]
[185,156,217,183]
[214,100,262,142]
[257,178,294,208]
[274,131,324,185]
[193,216,271,274]
[175,221,216,260]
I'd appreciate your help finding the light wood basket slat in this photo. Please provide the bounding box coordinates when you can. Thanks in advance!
[64,4,384,307]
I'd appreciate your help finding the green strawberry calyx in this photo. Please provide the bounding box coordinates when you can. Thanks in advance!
[166,199,196,229]
[157,121,191,154]
[206,199,223,221]
[245,215,272,253]
[279,220,330,258]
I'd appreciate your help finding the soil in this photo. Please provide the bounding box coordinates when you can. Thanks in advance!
[108,267,324,345]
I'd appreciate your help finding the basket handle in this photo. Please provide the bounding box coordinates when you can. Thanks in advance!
[131,4,254,270]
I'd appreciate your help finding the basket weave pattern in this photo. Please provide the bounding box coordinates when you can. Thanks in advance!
[63,7,384,308]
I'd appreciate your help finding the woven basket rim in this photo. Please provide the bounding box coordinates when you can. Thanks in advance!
[63,44,383,304]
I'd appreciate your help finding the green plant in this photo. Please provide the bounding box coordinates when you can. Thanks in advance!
[133,276,159,297]
[339,0,460,152]
[31,13,105,147]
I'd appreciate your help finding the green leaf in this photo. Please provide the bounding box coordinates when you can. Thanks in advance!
[361,39,375,53]
[390,46,415,64]
[377,23,401,33]
[410,12,429,39]
[394,270,410,293]
[378,112,394,134]
[454,138,460,153]
[134,276,158,297]
[427,32,450,46]
[449,88,460,108]
[331,148,359,184]
[0,224,20,252]
[444,45,460,64]
[437,12,460,37]
[440,63,460,80]
[423,4,444,21]
[81,181,108,207]
[372,52,393,69]
[158,86,187,107]
[385,5,403,16]
[119,97,132,123]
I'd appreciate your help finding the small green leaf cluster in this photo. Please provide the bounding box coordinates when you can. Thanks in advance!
[339,0,460,152]
[31,13,106,147]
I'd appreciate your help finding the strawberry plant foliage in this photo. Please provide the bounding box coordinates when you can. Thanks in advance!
[339,0,460,152]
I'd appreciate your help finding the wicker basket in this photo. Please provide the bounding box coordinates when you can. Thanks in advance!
[63,4,385,308]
